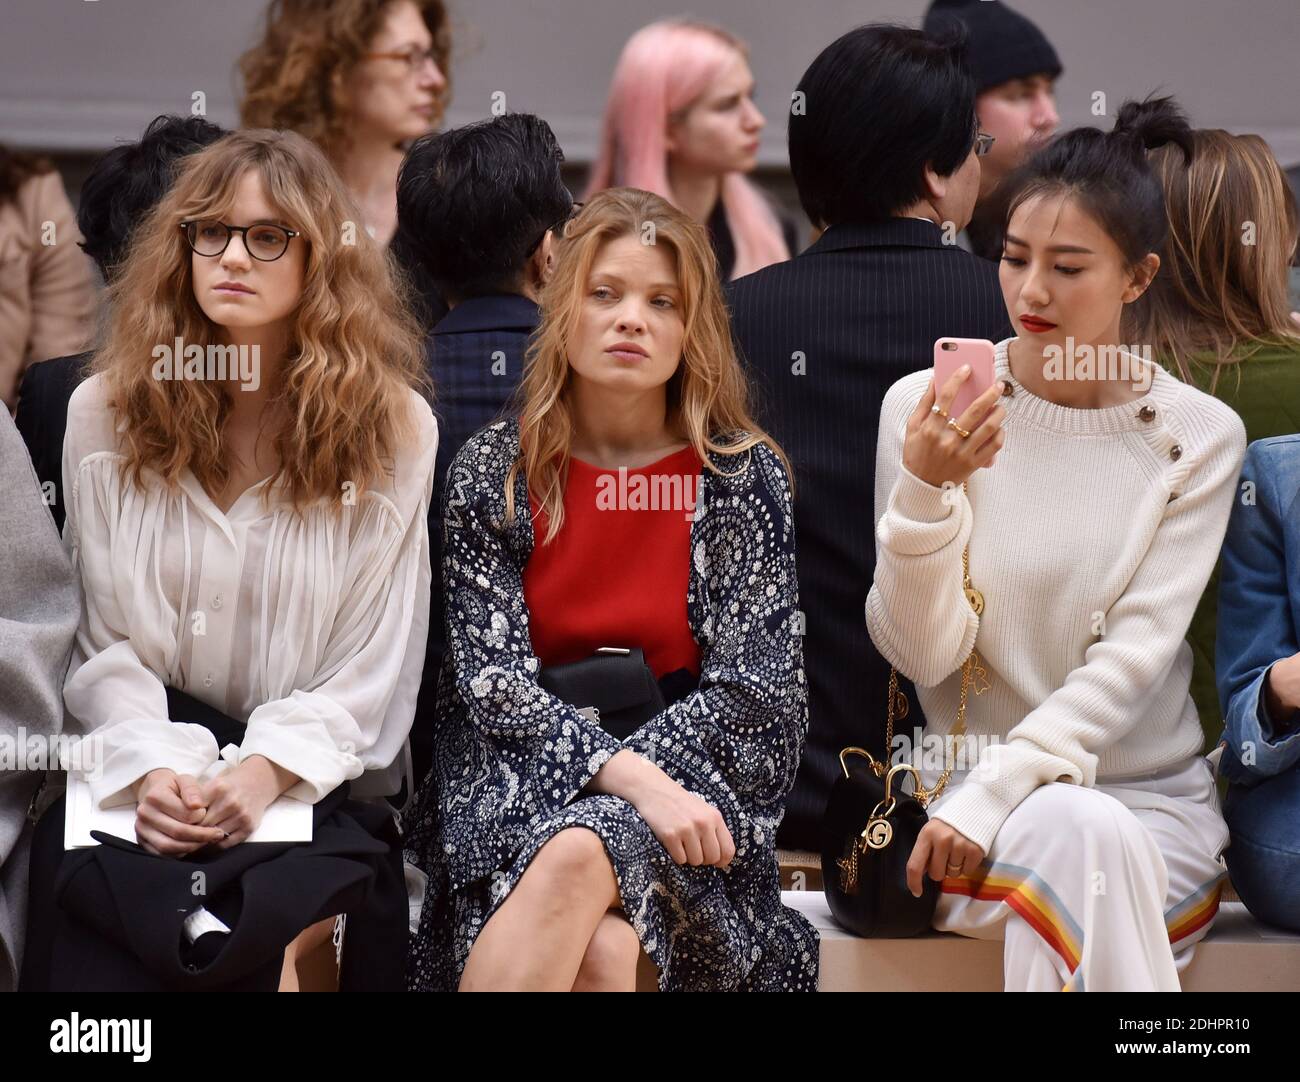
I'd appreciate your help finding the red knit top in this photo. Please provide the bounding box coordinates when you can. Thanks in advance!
[523,445,703,679]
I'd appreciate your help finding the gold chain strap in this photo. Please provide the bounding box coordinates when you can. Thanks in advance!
[837,484,990,893]
[881,481,988,807]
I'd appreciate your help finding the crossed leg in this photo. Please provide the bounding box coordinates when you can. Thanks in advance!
[459,826,643,992]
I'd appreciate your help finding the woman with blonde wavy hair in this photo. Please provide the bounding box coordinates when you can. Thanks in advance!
[21,129,437,992]
[403,186,819,992]
[585,19,797,280]
[1122,129,1300,741]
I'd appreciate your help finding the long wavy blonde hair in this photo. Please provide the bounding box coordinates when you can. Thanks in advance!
[239,0,452,163]
[92,128,429,510]
[1124,130,1300,391]
[506,186,788,542]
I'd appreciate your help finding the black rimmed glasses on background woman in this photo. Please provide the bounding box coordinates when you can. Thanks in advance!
[179,220,301,262]
[363,46,441,76]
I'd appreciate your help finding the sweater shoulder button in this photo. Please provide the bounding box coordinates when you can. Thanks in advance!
[1137,404,1156,422]
[1169,444,1183,461]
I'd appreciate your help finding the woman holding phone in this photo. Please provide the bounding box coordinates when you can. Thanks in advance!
[867,97,1245,991]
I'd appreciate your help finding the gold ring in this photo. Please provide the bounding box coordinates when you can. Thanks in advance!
[930,404,949,420]
[946,418,972,439]
[946,862,963,874]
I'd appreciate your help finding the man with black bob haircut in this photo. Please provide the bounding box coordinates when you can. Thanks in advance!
[727,24,1012,850]
[396,112,574,786]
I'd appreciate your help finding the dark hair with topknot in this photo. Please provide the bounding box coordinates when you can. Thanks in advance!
[1000,95,1194,266]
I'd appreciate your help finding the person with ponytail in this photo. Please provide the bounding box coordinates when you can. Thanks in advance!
[867,97,1246,990]
[584,19,796,280]
[404,187,818,992]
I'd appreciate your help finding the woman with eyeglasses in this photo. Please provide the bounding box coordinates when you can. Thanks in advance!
[20,129,437,992]
[240,0,450,249]
[586,19,797,280]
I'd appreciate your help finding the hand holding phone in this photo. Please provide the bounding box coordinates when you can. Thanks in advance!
[933,338,996,418]
[900,338,1006,488]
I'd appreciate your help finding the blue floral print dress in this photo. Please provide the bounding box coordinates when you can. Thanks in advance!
[403,419,819,991]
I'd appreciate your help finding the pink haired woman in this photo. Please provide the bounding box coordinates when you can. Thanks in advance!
[585,19,797,280]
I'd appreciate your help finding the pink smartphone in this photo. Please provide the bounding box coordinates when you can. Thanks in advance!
[933,337,996,421]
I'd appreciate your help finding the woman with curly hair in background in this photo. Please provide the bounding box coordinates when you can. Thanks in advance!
[239,0,451,251]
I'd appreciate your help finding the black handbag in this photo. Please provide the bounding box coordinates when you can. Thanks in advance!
[821,483,988,937]
[539,646,666,740]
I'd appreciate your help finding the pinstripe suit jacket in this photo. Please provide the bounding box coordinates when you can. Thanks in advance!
[726,217,1013,848]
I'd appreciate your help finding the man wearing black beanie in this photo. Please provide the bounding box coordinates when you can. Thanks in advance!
[924,0,1062,260]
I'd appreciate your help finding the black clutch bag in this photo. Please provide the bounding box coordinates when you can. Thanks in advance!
[538,646,666,740]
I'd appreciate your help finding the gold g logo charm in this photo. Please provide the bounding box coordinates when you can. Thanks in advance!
[865,816,892,849]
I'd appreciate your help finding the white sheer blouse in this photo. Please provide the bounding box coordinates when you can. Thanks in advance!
[61,374,437,810]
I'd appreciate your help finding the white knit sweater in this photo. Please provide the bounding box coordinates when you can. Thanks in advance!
[866,337,1246,854]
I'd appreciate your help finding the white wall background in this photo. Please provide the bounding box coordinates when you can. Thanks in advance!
[1,0,1297,167]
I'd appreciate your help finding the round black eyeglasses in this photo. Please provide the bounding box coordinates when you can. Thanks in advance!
[180,220,301,262]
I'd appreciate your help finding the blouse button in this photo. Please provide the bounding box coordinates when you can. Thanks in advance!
[203,673,214,688]
[211,594,223,610]
[1170,444,1183,461]
[1138,405,1156,422]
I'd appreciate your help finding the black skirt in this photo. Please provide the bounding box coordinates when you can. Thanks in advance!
[20,689,407,992]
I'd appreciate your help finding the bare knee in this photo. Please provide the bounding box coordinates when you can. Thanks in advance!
[523,828,616,899]
[573,912,640,991]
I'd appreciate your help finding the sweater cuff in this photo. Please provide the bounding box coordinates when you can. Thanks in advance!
[929,777,1017,856]
[891,466,960,525]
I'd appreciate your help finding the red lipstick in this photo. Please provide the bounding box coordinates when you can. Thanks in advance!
[1019,315,1057,333]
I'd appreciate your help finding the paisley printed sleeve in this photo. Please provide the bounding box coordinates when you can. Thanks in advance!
[620,443,808,869]
[437,424,626,868]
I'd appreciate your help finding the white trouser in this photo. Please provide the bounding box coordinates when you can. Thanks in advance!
[919,756,1228,991]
